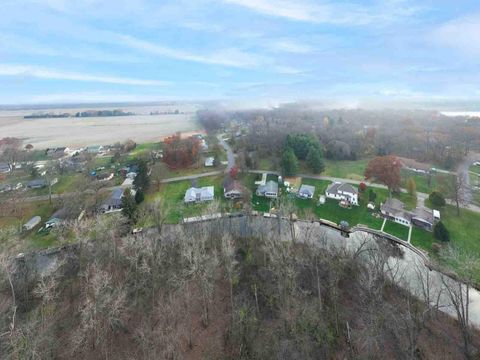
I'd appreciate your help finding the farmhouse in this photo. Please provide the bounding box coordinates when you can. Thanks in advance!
[184,186,215,203]
[325,182,358,205]
[0,162,12,173]
[224,178,243,199]
[380,198,439,231]
[256,180,278,198]
[86,145,104,154]
[297,184,315,199]
[101,188,125,212]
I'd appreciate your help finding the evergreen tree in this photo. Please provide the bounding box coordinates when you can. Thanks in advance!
[281,147,299,176]
[133,159,150,192]
[429,191,446,207]
[434,221,450,242]
[306,147,325,174]
[122,189,137,221]
[406,177,417,197]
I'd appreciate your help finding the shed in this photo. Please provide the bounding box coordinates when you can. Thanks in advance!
[23,216,41,231]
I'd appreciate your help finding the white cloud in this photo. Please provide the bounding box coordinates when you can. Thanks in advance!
[0,64,169,86]
[268,39,314,54]
[221,0,421,25]
[432,14,480,55]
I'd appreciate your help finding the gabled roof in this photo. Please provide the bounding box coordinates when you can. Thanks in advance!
[380,198,410,219]
[224,178,242,193]
[28,179,47,187]
[326,182,358,195]
[299,184,315,196]
[258,180,278,194]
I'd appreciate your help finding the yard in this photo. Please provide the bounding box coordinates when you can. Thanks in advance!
[141,175,229,224]
[400,169,455,194]
[323,158,370,181]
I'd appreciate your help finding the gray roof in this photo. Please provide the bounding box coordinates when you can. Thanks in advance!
[257,180,278,194]
[27,179,47,187]
[380,198,408,218]
[326,182,358,195]
[299,184,315,196]
[103,188,124,207]
[412,207,434,224]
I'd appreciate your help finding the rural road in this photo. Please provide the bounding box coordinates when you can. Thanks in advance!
[457,151,480,204]
[218,135,235,171]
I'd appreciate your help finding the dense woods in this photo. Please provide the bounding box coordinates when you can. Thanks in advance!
[0,215,478,359]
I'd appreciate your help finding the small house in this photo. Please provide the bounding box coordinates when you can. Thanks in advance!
[224,178,243,199]
[0,163,12,173]
[101,188,125,212]
[380,198,439,232]
[298,184,315,199]
[204,157,215,167]
[27,179,47,189]
[86,145,104,154]
[23,216,41,231]
[325,182,358,206]
[256,180,278,198]
[45,207,71,228]
[184,186,215,203]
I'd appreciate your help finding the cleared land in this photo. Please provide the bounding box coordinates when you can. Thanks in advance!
[0,104,201,149]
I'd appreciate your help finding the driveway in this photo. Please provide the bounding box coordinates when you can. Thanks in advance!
[218,135,235,171]
[457,151,480,205]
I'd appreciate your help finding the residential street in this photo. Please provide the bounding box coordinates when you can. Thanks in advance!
[218,135,235,171]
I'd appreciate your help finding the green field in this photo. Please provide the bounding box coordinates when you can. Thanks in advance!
[400,169,455,194]
[323,158,370,180]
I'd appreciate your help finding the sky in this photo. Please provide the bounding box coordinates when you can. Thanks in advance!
[0,0,480,106]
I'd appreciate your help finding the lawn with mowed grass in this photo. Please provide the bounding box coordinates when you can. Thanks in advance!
[142,175,227,224]
[323,158,370,181]
[382,221,410,241]
[401,169,454,194]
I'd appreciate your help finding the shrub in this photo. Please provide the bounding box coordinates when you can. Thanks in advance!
[359,182,367,192]
[368,189,377,202]
[429,191,446,207]
[434,221,450,242]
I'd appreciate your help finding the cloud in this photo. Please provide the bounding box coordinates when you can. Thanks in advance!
[0,64,169,86]
[268,39,314,54]
[221,0,421,25]
[432,13,480,56]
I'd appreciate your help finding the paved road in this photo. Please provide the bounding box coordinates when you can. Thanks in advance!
[218,135,235,171]
[457,152,480,205]
[160,170,223,183]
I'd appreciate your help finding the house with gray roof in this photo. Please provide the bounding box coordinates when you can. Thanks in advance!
[27,179,47,189]
[184,186,214,203]
[380,198,438,231]
[0,163,12,173]
[325,182,358,205]
[224,178,243,199]
[297,184,315,199]
[256,180,278,198]
[101,188,125,212]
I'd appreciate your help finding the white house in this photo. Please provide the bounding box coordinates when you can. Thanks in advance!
[205,157,215,167]
[184,186,215,203]
[325,182,358,205]
[380,198,438,232]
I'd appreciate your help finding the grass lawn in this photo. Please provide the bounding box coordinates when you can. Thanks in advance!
[129,142,162,157]
[142,175,227,224]
[382,221,410,241]
[401,169,454,194]
[323,158,370,181]
[469,165,480,175]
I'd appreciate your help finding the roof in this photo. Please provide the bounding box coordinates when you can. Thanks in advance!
[380,198,410,219]
[412,207,434,224]
[24,216,41,227]
[224,178,243,193]
[326,182,358,195]
[299,184,315,196]
[0,162,11,170]
[258,180,278,194]
[28,179,47,187]
[185,186,214,201]
[103,188,124,207]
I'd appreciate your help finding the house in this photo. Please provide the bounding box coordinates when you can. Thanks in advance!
[45,207,72,228]
[380,198,411,226]
[184,186,215,203]
[224,178,243,199]
[254,173,267,186]
[45,147,66,157]
[380,198,439,231]
[205,157,215,167]
[0,163,12,173]
[23,216,41,231]
[86,145,104,154]
[101,188,125,212]
[27,179,47,189]
[297,184,315,199]
[325,182,358,205]
[256,180,278,198]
